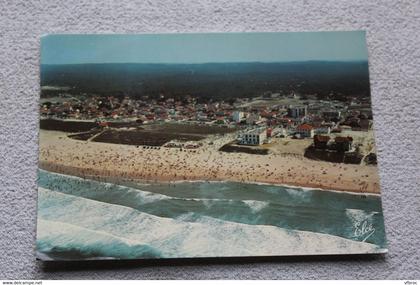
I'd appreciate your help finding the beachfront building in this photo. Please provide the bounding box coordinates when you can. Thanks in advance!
[313,135,330,149]
[334,136,354,152]
[296,123,314,138]
[240,128,267,145]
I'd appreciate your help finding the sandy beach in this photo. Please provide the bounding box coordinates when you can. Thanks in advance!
[38,130,381,194]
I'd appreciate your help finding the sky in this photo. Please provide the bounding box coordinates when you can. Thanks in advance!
[41,31,368,65]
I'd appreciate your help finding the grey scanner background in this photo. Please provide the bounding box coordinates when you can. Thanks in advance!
[0,0,419,279]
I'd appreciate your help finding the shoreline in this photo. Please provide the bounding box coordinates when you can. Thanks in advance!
[38,130,381,195]
[38,162,380,196]
[40,166,381,197]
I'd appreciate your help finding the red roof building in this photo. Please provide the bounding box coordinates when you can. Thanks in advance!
[334,136,354,152]
[297,123,313,131]
[296,124,314,138]
[313,135,330,149]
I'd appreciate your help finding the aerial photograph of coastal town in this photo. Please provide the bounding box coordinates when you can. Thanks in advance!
[36,32,387,260]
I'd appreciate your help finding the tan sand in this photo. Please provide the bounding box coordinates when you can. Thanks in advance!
[38,130,381,194]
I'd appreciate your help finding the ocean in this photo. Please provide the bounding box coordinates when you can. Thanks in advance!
[36,169,387,260]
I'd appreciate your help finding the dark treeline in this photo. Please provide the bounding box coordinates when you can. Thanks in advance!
[40,61,371,101]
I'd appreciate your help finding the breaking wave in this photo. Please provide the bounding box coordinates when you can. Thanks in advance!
[345,208,379,223]
[37,187,380,259]
[37,219,162,259]
[243,200,269,213]
[36,170,387,259]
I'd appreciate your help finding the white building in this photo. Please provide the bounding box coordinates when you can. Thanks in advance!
[296,123,314,138]
[240,128,267,145]
[232,111,245,123]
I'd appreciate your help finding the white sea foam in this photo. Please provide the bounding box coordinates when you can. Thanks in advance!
[39,170,173,204]
[283,187,313,202]
[345,208,379,224]
[165,175,380,197]
[37,219,162,259]
[252,181,381,197]
[243,200,269,213]
[37,187,382,259]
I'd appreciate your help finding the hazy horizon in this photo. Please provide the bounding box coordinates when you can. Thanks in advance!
[41,59,368,66]
[41,32,368,65]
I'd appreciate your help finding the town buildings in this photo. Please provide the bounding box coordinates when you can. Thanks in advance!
[296,123,315,138]
[240,128,267,145]
[232,111,245,123]
[40,92,373,149]
[246,113,262,125]
[287,106,307,118]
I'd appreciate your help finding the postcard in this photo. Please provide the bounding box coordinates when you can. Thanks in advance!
[37,31,387,260]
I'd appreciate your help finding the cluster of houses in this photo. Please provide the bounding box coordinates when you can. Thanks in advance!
[233,99,372,147]
[40,94,237,123]
[40,93,373,149]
